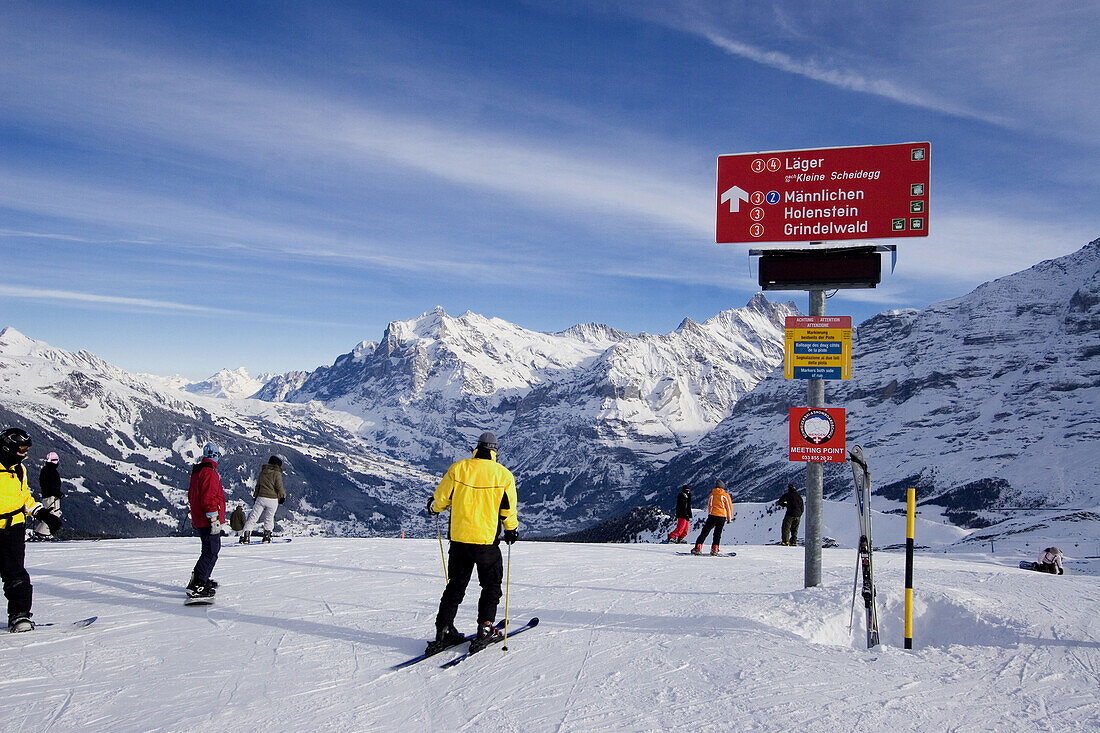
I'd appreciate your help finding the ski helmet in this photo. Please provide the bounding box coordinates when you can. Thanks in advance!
[45,452,60,464]
[0,428,32,463]
[202,442,222,462]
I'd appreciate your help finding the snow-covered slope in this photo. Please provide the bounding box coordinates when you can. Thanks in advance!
[644,239,1100,534]
[2,538,1096,731]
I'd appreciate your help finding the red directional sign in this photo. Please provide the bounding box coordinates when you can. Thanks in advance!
[717,142,930,244]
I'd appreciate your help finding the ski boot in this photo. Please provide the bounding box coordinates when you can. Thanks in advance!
[239,532,250,544]
[8,613,34,633]
[711,547,720,556]
[690,544,702,555]
[424,623,466,656]
[262,530,272,544]
[468,620,504,654]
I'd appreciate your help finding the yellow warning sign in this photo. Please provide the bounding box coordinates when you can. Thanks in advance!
[784,316,852,380]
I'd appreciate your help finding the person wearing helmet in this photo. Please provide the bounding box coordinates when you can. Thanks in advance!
[33,452,63,540]
[0,428,62,632]
[186,442,226,601]
[424,431,519,656]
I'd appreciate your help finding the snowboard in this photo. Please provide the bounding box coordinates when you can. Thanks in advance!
[1019,561,1039,571]
[184,594,215,606]
[11,616,98,634]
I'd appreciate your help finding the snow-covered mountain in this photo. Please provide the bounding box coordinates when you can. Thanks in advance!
[0,295,796,538]
[639,239,1100,534]
[0,326,434,538]
[254,295,799,532]
[181,367,275,399]
[2,239,1096,542]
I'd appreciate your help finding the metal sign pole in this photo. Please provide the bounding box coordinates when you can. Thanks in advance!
[805,288,826,587]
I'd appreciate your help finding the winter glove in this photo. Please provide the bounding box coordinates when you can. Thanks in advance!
[1058,568,1064,575]
[31,505,62,534]
[206,511,226,536]
[503,529,519,545]
[278,497,285,505]
[425,497,439,516]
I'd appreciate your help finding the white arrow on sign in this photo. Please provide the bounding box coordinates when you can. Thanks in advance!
[721,185,750,213]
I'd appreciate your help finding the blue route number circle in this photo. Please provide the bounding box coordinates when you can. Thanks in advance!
[766,191,780,205]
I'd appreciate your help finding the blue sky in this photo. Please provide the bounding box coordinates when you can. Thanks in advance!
[2,1,1096,379]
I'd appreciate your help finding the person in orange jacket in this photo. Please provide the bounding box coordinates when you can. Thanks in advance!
[691,479,733,556]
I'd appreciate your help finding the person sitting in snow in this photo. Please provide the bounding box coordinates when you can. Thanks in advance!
[667,485,692,544]
[424,431,518,656]
[239,455,286,544]
[691,479,733,556]
[0,428,62,632]
[1035,547,1064,575]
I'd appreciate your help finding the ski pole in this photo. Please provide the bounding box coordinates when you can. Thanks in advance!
[502,542,511,653]
[436,514,448,584]
[848,553,860,635]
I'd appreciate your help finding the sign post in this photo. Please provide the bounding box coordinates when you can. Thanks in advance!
[717,141,930,589]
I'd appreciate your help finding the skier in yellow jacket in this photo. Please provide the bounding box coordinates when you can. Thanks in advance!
[425,431,518,655]
[0,428,62,632]
[691,479,733,556]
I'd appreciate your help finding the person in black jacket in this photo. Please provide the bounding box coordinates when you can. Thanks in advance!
[34,452,63,540]
[667,485,692,544]
[776,484,804,546]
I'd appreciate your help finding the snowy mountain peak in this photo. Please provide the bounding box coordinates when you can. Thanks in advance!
[0,326,44,356]
[182,367,273,399]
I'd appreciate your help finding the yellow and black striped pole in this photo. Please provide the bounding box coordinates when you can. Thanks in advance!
[905,487,915,649]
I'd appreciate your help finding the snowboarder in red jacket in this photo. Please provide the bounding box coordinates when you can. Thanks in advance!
[186,442,226,600]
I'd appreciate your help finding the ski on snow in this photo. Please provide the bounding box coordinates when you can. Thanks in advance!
[389,619,506,670]
[226,538,293,547]
[849,445,880,648]
[675,551,737,557]
[440,617,539,669]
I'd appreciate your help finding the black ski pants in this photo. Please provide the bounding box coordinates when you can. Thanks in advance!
[436,541,503,629]
[694,515,726,548]
[192,526,221,581]
[0,524,32,621]
[782,514,802,545]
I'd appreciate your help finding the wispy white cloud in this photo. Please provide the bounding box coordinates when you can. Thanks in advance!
[696,32,1011,128]
[0,24,711,239]
[0,284,240,315]
[0,283,356,327]
[607,0,1098,146]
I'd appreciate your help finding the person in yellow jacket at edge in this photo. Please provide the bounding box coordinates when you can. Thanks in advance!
[0,428,62,632]
[425,431,519,656]
[691,479,733,556]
